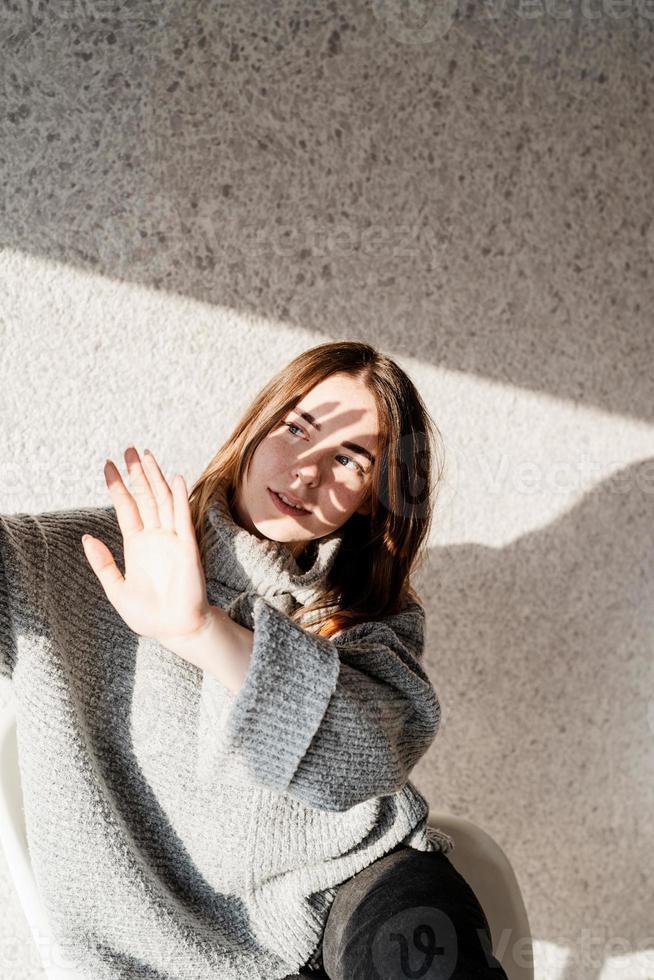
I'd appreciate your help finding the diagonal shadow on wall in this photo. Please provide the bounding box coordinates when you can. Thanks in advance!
[1,4,652,421]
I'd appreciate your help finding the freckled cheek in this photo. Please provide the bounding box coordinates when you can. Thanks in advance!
[320,487,360,522]
[255,439,294,477]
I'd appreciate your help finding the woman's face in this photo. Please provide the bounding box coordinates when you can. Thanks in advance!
[231,372,379,559]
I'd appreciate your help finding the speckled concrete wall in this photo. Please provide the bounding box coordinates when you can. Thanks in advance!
[1,4,653,979]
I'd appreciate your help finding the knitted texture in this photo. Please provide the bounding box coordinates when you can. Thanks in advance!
[0,490,453,979]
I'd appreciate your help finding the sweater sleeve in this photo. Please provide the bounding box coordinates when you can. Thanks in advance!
[0,505,120,681]
[0,512,49,680]
[220,596,440,812]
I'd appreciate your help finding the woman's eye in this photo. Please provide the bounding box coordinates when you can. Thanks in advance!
[284,422,364,475]
[336,454,365,475]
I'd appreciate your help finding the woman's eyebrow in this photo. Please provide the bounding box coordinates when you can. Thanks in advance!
[295,409,376,466]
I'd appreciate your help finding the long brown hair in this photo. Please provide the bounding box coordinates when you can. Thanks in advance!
[187,341,445,638]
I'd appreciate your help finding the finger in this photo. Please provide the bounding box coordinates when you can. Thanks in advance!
[172,474,199,553]
[141,449,175,532]
[104,459,144,538]
[81,534,125,607]
[123,446,161,531]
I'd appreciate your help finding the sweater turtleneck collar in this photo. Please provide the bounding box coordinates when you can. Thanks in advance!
[201,481,344,609]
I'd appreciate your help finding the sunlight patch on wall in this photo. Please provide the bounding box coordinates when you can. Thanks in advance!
[531,937,654,979]
[406,359,654,549]
[2,248,653,548]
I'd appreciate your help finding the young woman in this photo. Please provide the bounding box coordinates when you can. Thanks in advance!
[0,341,507,979]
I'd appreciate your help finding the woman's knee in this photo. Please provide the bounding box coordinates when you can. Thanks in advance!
[322,846,508,980]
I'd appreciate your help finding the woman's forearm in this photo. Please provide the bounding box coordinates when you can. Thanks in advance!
[160,605,254,693]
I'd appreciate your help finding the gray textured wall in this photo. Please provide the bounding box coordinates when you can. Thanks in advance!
[1,4,653,979]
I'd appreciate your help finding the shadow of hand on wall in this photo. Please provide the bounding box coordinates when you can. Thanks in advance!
[415,457,653,980]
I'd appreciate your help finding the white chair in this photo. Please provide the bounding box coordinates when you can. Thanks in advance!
[0,696,533,980]
[0,695,90,980]
[426,812,534,980]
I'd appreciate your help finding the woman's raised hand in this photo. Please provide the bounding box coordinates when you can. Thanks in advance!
[82,447,212,647]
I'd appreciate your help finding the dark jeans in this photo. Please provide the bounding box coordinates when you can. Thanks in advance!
[296,843,509,980]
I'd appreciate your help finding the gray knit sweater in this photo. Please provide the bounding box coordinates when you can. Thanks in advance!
[0,487,454,979]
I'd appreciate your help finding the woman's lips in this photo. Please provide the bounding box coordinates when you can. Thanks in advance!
[268,487,310,516]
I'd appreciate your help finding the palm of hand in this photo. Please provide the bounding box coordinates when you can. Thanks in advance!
[82,446,211,644]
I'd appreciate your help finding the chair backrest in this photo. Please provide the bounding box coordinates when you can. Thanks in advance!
[428,812,534,980]
[0,697,91,980]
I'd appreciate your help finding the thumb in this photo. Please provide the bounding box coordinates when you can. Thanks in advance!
[81,535,124,603]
